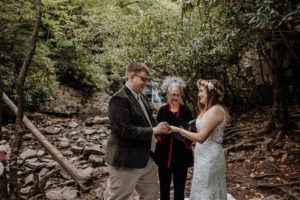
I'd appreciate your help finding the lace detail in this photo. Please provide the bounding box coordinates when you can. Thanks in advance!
[189,106,227,200]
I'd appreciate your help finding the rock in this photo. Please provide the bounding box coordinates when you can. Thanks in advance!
[39,168,48,178]
[93,116,110,125]
[71,146,83,154]
[44,127,62,135]
[69,157,79,163]
[37,150,45,157]
[92,166,109,177]
[20,149,38,160]
[60,169,72,180]
[84,117,95,126]
[81,166,94,177]
[25,160,46,170]
[91,135,101,140]
[102,140,107,150]
[95,187,104,199]
[68,130,81,136]
[46,190,63,200]
[89,154,104,165]
[20,186,32,195]
[45,161,59,168]
[45,180,53,189]
[83,145,102,156]
[62,150,73,156]
[100,106,108,116]
[61,187,79,200]
[25,173,34,186]
[23,134,33,140]
[76,138,87,146]
[57,138,71,148]
[58,180,75,187]
[263,195,284,200]
[100,133,106,138]
[66,121,79,128]
[265,156,275,162]
[83,128,97,135]
[96,127,106,134]
[53,105,78,115]
[1,127,8,132]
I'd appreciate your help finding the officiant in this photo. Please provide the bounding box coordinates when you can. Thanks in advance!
[154,76,194,200]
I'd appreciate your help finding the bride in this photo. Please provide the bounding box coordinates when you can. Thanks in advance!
[170,79,234,200]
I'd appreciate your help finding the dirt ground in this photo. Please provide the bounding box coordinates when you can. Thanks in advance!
[83,105,299,200]
[223,105,300,200]
[6,105,298,200]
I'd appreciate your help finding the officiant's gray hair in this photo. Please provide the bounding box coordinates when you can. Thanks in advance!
[161,76,186,92]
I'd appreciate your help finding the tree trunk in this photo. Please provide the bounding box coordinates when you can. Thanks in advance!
[2,93,89,189]
[0,161,8,200]
[9,0,42,199]
[0,73,9,200]
[270,42,289,141]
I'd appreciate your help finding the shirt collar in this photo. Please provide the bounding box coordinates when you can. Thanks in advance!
[125,83,140,99]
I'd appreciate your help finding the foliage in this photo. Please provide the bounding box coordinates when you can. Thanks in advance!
[42,0,109,92]
[1,0,299,110]
[0,0,58,108]
[106,0,299,110]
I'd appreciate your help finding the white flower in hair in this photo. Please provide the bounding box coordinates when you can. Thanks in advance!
[207,82,214,91]
[199,79,223,99]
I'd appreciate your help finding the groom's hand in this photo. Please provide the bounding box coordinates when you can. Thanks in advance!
[153,122,170,134]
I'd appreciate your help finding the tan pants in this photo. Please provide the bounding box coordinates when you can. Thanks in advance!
[104,158,159,200]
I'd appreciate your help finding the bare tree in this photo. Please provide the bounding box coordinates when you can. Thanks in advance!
[9,0,42,199]
[0,73,8,200]
[2,93,89,189]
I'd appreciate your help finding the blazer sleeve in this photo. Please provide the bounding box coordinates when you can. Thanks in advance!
[108,95,153,141]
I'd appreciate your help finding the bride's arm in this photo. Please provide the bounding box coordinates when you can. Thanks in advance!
[170,106,224,143]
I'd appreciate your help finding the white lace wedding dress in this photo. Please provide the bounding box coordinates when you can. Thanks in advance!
[188,107,234,200]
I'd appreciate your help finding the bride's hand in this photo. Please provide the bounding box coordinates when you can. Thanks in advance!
[169,125,181,133]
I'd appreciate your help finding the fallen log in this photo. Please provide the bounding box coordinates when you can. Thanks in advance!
[2,92,89,189]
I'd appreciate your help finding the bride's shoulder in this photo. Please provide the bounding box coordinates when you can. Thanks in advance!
[206,105,227,121]
[208,105,224,114]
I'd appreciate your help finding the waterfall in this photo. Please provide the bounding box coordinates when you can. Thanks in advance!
[142,81,165,114]
[151,81,162,104]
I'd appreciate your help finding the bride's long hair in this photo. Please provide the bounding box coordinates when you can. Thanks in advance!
[197,79,229,120]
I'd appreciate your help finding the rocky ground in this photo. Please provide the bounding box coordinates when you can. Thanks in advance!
[1,104,300,200]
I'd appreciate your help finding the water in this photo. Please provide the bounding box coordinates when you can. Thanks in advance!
[142,81,165,105]
[150,82,163,104]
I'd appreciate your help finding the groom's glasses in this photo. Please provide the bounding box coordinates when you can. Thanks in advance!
[133,74,150,82]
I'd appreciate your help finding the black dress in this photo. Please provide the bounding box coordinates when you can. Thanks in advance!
[154,104,193,200]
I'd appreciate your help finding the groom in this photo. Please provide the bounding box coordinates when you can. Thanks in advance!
[104,61,169,200]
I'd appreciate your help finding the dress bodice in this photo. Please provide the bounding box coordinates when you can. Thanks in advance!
[195,107,226,144]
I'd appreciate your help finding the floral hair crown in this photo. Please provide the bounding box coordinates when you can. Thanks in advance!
[198,80,223,100]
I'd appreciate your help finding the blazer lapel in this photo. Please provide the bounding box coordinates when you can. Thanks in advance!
[140,95,152,116]
[123,86,151,125]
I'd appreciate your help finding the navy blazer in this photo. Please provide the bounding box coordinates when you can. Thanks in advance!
[105,86,157,168]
